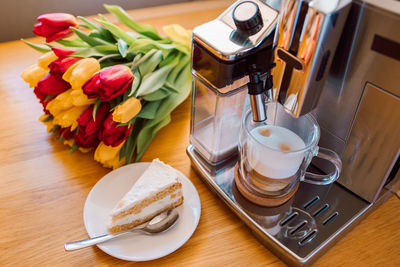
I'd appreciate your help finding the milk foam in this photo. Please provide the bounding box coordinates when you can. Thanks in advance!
[247,125,306,179]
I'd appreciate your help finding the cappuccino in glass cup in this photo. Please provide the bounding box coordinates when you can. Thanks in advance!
[239,102,342,200]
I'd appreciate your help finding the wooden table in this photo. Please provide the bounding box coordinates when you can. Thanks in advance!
[1,1,399,266]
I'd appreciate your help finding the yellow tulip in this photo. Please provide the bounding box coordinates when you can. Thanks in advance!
[39,114,50,122]
[63,139,75,148]
[162,24,192,49]
[37,51,58,69]
[47,88,94,116]
[52,105,87,130]
[94,141,126,169]
[70,89,96,106]
[63,58,100,89]
[46,89,73,116]
[112,97,141,123]
[21,64,48,87]
[38,114,56,132]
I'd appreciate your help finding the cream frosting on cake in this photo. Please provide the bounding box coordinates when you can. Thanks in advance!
[108,159,183,233]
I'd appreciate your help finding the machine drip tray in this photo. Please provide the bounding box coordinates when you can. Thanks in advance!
[187,145,373,266]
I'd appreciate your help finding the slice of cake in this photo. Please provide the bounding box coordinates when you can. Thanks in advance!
[108,159,184,233]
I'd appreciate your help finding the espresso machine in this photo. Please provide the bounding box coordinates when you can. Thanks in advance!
[187,0,400,265]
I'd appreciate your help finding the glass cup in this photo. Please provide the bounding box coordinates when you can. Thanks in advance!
[238,101,342,198]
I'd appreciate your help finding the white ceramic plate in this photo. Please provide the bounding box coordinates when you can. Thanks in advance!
[83,162,201,261]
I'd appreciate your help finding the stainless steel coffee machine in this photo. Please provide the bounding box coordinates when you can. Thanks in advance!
[187,0,400,265]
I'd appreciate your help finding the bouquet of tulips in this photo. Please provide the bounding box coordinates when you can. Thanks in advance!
[21,5,192,169]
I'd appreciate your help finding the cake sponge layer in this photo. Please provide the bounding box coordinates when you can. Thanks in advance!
[108,159,184,233]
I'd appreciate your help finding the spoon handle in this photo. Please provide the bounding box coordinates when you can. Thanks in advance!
[64,232,127,251]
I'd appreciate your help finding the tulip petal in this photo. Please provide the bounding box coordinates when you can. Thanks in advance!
[53,105,87,128]
[112,97,141,123]
[36,72,71,95]
[37,52,58,69]
[46,28,74,43]
[94,141,125,169]
[21,64,48,88]
[37,13,77,27]
[52,47,76,57]
[63,58,100,89]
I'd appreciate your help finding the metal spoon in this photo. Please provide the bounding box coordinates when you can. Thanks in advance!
[64,209,179,251]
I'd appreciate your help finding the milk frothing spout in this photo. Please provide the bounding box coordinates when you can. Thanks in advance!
[272,0,351,117]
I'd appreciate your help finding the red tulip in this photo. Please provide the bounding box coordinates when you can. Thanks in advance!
[74,103,109,148]
[52,47,76,57]
[58,127,74,140]
[33,13,77,42]
[34,72,71,112]
[49,57,81,74]
[82,65,133,101]
[35,72,71,95]
[100,114,132,147]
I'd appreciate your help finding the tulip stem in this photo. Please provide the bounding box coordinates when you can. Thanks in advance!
[130,50,157,71]
[98,54,121,63]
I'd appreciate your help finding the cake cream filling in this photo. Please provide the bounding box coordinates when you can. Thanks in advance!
[109,189,181,227]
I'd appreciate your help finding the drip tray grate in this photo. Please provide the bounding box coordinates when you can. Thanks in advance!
[187,145,371,266]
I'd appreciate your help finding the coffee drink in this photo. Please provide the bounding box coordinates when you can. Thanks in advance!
[243,125,306,193]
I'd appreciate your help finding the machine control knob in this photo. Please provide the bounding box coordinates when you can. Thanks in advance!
[232,1,263,34]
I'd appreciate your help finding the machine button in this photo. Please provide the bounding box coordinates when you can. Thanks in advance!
[232,1,263,35]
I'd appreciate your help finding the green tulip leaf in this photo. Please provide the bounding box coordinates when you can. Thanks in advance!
[135,114,171,161]
[130,49,156,70]
[96,19,136,45]
[143,87,171,101]
[118,39,128,58]
[135,64,175,97]
[125,118,145,163]
[78,17,99,30]
[92,98,102,121]
[70,142,79,154]
[128,68,141,97]
[128,39,175,58]
[167,54,190,84]
[159,51,180,67]
[104,4,162,40]
[134,64,192,161]
[138,50,163,76]
[95,44,119,53]
[136,100,162,119]
[43,115,54,122]
[71,47,107,57]
[55,38,90,48]
[43,94,57,102]
[78,16,114,42]
[21,39,51,53]
[163,82,180,93]
[172,42,191,55]
[70,27,111,46]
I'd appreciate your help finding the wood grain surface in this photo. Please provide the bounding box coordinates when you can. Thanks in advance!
[0,1,399,266]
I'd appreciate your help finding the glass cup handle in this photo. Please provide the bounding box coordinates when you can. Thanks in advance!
[302,147,342,185]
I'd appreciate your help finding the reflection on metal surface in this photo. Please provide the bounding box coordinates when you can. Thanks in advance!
[272,0,351,117]
[339,83,400,202]
[315,2,400,142]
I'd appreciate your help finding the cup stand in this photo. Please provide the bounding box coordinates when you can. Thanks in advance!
[233,163,299,207]
[186,144,392,266]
